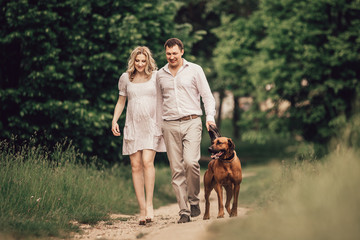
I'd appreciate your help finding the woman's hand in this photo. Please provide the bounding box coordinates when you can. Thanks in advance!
[112,122,121,136]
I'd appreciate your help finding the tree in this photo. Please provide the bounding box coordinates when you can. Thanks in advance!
[213,0,360,146]
[212,14,265,138]
[252,0,360,143]
[0,0,197,163]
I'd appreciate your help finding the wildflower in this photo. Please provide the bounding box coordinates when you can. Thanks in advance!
[36,198,41,202]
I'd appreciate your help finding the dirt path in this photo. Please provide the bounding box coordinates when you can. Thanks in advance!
[72,173,252,240]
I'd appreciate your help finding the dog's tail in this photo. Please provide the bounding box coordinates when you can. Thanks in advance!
[208,124,221,143]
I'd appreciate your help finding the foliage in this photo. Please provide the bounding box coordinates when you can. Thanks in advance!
[212,13,264,96]
[200,118,298,165]
[0,0,197,163]
[2,0,359,160]
[203,0,259,18]
[213,0,360,145]
[0,139,174,238]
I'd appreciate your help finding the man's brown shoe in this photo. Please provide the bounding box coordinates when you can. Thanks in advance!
[177,214,190,223]
[190,204,201,217]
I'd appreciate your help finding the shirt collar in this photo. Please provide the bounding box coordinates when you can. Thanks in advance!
[163,58,189,74]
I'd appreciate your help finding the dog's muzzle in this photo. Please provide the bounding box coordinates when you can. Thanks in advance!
[208,147,225,159]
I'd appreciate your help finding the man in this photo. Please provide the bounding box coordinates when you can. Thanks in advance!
[156,38,216,223]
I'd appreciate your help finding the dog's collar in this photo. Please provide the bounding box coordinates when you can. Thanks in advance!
[220,152,235,163]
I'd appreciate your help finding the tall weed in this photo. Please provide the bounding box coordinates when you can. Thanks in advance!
[0,140,174,238]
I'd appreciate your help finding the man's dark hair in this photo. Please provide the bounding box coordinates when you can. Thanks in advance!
[164,38,184,51]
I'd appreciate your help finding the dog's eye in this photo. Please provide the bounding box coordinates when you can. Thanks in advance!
[216,141,222,145]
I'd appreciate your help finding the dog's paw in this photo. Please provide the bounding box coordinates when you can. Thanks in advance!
[230,211,238,217]
[225,206,231,215]
[203,215,210,220]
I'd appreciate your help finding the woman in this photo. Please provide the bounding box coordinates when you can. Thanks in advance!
[111,46,166,225]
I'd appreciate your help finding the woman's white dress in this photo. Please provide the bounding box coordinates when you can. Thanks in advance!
[118,71,166,155]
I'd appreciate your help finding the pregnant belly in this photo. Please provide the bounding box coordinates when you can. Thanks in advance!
[131,102,155,121]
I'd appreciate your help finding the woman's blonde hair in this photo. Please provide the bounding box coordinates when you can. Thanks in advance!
[127,46,157,80]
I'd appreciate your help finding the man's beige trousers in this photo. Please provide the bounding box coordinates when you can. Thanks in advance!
[162,117,202,216]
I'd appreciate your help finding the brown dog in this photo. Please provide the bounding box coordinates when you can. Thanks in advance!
[203,136,242,220]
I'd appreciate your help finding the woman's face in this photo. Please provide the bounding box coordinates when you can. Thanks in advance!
[135,54,147,73]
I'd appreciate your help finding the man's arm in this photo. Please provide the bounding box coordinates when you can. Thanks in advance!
[155,72,164,123]
[196,66,216,130]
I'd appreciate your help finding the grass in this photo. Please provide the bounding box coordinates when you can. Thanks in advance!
[206,147,360,240]
[200,119,301,166]
[2,117,351,239]
[200,118,360,239]
[0,139,175,239]
[239,162,283,208]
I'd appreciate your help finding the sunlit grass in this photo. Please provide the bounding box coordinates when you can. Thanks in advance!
[239,162,282,208]
[205,148,360,240]
[0,140,174,238]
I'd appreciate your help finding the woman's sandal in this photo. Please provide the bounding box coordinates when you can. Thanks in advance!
[139,218,146,225]
[145,216,153,223]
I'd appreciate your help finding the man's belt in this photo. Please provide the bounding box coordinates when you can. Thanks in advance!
[166,115,199,121]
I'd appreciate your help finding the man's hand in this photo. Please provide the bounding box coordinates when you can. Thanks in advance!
[206,121,216,131]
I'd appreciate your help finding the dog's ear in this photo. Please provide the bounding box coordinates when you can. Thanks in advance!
[208,124,221,143]
[228,138,235,152]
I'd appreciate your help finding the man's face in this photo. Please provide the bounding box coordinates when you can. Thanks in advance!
[165,45,184,69]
